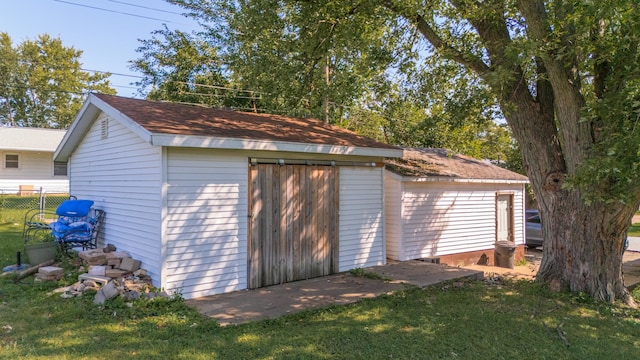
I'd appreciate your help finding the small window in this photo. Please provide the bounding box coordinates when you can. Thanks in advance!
[5,154,18,168]
[54,161,68,176]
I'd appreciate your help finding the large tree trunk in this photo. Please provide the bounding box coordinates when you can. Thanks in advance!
[536,191,636,304]
[500,73,637,305]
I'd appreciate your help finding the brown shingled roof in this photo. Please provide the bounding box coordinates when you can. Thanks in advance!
[385,148,529,182]
[95,94,398,150]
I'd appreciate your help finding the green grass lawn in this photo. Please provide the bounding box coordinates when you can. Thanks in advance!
[629,223,640,237]
[1,222,640,359]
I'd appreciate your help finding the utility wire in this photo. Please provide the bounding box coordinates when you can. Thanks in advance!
[52,0,179,23]
[104,0,184,15]
[81,68,144,78]
[171,81,267,95]
[177,91,262,100]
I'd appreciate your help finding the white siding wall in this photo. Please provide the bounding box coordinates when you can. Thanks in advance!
[165,148,247,299]
[384,171,402,260]
[338,167,386,271]
[69,113,163,284]
[0,151,69,192]
[398,181,525,261]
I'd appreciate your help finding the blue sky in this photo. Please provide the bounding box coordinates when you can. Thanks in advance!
[0,0,200,97]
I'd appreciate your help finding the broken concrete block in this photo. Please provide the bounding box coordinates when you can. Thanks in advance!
[88,265,107,276]
[103,243,117,253]
[93,289,106,304]
[105,268,128,278]
[124,282,149,292]
[107,259,122,268]
[133,268,147,277]
[102,281,120,299]
[79,250,106,265]
[119,258,141,272]
[79,274,111,286]
[110,251,130,259]
[49,286,71,295]
[123,291,141,300]
[39,266,64,277]
[36,273,63,281]
[80,279,97,288]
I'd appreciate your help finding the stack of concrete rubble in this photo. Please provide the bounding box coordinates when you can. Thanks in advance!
[50,244,167,304]
[36,266,65,281]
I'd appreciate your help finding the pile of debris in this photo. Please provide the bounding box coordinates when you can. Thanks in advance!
[44,245,169,304]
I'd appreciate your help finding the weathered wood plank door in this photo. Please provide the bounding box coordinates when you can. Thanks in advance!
[248,164,339,288]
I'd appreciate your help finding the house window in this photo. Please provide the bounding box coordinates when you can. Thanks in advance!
[5,154,19,168]
[54,161,68,176]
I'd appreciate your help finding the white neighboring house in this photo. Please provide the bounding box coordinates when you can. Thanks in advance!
[0,127,69,194]
[55,93,402,300]
[384,148,529,266]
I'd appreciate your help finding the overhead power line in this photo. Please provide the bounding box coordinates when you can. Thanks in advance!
[104,0,184,16]
[52,0,179,23]
[80,68,144,78]
[172,81,267,95]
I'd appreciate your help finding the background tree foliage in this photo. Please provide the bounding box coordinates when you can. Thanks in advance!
[0,33,114,128]
[133,0,519,168]
[131,25,232,108]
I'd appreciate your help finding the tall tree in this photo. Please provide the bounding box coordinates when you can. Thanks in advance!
[0,33,114,128]
[130,25,235,108]
[137,2,516,166]
[166,0,640,304]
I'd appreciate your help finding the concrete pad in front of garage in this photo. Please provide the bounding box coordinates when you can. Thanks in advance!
[185,260,483,326]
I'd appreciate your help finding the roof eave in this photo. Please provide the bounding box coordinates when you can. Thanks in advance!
[399,175,529,184]
[54,98,99,162]
[4,147,56,152]
[151,134,403,158]
[54,94,153,161]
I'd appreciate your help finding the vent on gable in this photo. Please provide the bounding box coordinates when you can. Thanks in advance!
[101,119,109,139]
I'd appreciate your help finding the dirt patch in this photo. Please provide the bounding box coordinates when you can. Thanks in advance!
[461,248,542,281]
[461,248,640,290]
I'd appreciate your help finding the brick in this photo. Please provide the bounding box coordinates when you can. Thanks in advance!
[107,259,122,268]
[119,258,141,272]
[105,268,128,278]
[78,249,106,264]
[36,273,63,281]
[39,266,64,276]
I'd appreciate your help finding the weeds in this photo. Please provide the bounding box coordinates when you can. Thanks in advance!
[349,268,392,281]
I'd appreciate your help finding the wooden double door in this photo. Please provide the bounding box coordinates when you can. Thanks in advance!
[248,164,339,288]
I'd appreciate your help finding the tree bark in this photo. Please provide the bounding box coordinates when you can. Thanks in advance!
[536,192,635,305]
[382,0,640,304]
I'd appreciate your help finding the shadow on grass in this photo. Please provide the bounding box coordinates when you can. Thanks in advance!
[2,222,640,359]
[2,277,640,359]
